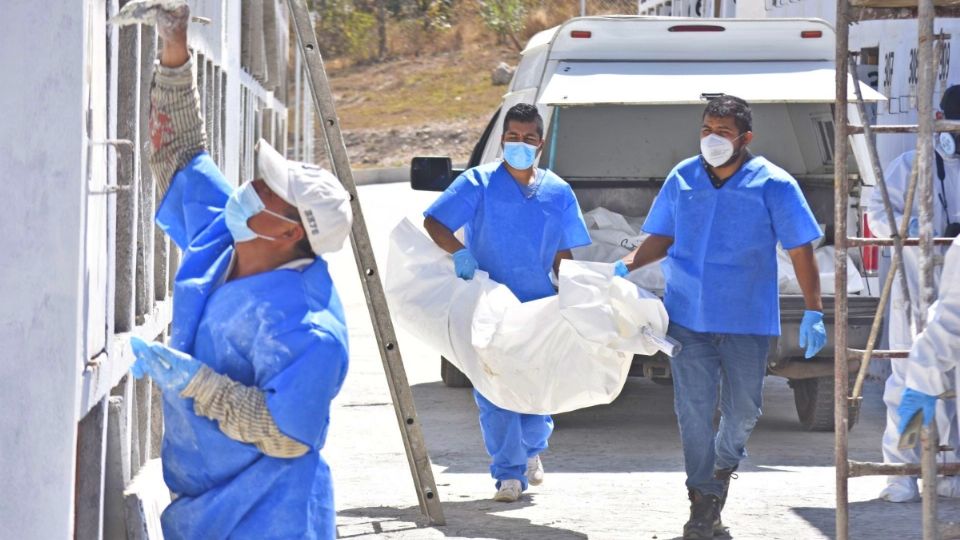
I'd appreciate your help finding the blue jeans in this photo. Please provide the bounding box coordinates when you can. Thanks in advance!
[474,390,553,489]
[668,323,771,497]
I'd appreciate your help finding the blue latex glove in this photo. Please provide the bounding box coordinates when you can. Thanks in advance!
[130,336,201,393]
[798,310,827,359]
[897,388,938,434]
[613,260,630,277]
[453,248,478,280]
[908,217,919,237]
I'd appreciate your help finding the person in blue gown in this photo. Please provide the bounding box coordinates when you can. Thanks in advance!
[620,95,826,540]
[127,7,353,539]
[423,103,591,503]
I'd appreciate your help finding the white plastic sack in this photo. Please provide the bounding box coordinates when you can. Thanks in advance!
[777,245,864,295]
[577,207,863,296]
[572,207,665,291]
[384,218,669,415]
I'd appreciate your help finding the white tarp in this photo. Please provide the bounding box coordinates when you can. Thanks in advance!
[573,207,865,295]
[572,207,665,291]
[384,218,669,415]
[777,245,864,295]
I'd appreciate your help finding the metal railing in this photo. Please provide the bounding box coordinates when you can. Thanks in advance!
[73,1,292,537]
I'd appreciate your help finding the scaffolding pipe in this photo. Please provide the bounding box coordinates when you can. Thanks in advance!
[924,424,940,539]
[849,459,960,477]
[848,119,960,133]
[847,53,916,402]
[916,0,939,535]
[916,0,938,332]
[847,237,957,246]
[833,1,851,537]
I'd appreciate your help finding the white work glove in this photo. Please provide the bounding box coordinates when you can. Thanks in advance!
[110,0,189,40]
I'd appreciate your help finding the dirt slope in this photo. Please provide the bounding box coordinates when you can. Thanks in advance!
[328,45,518,168]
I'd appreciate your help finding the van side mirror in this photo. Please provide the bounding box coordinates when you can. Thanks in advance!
[410,157,463,192]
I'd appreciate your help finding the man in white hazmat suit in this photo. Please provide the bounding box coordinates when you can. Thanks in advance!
[897,235,960,483]
[867,85,960,502]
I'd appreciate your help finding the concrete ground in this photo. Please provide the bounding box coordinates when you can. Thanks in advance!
[322,182,960,540]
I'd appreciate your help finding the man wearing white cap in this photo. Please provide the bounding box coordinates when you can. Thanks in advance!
[126,6,352,539]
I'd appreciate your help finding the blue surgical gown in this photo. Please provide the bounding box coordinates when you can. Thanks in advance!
[424,162,591,302]
[643,155,822,336]
[424,162,590,487]
[154,152,349,540]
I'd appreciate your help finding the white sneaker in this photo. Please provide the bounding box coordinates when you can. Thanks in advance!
[879,477,920,503]
[526,455,544,486]
[937,476,960,498]
[493,479,522,502]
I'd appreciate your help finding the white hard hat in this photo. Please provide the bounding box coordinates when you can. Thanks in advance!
[256,138,353,255]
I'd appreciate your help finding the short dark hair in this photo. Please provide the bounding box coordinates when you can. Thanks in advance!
[703,95,753,134]
[942,85,960,120]
[503,103,544,138]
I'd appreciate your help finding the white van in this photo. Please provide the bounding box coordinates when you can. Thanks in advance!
[411,16,885,431]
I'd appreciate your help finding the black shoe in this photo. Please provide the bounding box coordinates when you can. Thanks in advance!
[714,466,739,510]
[683,490,722,540]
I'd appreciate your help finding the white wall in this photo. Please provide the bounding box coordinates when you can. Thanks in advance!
[0,1,87,537]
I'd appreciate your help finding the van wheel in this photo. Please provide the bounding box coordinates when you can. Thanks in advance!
[791,375,860,431]
[441,357,472,388]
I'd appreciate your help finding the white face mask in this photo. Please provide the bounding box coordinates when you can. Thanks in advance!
[939,132,958,155]
[700,133,744,168]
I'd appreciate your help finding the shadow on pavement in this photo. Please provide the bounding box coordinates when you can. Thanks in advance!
[411,377,889,476]
[792,498,960,540]
[337,497,589,539]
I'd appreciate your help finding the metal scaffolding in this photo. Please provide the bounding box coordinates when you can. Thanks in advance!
[834,0,960,538]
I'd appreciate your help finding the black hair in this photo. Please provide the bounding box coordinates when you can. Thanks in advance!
[942,85,960,120]
[703,95,753,134]
[502,103,544,138]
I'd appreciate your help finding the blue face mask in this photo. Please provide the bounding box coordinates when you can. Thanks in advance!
[503,141,539,170]
[225,181,299,243]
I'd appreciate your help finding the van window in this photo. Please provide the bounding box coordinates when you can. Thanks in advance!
[511,49,547,92]
[541,103,853,181]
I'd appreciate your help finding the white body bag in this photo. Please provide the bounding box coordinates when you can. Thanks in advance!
[384,219,670,415]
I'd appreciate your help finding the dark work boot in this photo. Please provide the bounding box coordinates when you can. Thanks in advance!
[683,490,722,540]
[714,466,739,510]
[712,467,738,536]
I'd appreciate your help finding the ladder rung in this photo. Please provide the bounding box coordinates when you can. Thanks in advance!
[848,460,960,478]
[849,5,960,20]
[847,348,909,359]
[847,120,960,134]
[846,237,956,247]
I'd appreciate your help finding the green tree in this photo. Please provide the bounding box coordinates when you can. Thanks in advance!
[478,0,526,50]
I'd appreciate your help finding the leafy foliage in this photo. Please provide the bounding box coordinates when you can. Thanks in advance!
[477,0,527,49]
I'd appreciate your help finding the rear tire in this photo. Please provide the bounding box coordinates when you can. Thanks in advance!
[440,357,472,388]
[792,375,860,431]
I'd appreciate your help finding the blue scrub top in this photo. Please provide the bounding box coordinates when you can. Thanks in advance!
[154,152,348,540]
[643,155,822,336]
[425,162,591,302]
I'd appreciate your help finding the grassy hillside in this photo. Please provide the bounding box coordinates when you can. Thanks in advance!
[329,46,512,132]
[321,1,585,167]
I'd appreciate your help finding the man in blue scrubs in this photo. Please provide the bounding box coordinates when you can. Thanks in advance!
[127,7,352,539]
[620,96,827,539]
[423,103,591,502]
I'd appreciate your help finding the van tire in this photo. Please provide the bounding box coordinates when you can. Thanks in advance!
[791,375,860,431]
[441,357,472,388]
